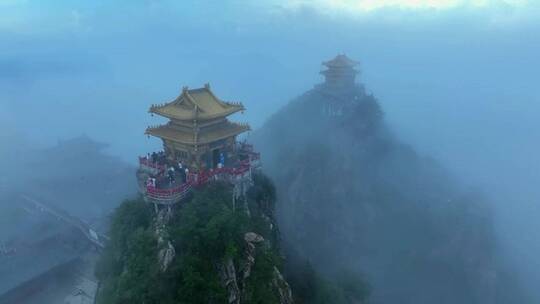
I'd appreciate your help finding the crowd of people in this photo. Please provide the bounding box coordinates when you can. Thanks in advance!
[142,147,256,193]
[165,160,190,185]
[144,152,191,189]
[146,151,167,166]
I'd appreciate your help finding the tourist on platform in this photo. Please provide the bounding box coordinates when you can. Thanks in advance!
[179,164,186,182]
[151,152,157,164]
[161,153,167,165]
[168,166,175,184]
[179,170,185,183]
[219,152,225,166]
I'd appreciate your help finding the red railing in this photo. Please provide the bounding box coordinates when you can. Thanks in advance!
[144,160,253,204]
[139,157,167,173]
[146,182,192,202]
[140,145,260,204]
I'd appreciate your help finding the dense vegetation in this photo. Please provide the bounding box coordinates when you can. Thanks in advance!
[284,249,370,304]
[96,173,370,304]
[253,82,528,303]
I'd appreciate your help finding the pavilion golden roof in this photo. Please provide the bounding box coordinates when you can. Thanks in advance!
[149,84,245,121]
[322,54,359,68]
[146,121,250,145]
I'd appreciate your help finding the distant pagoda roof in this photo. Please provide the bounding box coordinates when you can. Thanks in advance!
[320,54,359,86]
[146,121,250,145]
[322,54,359,69]
[149,83,245,121]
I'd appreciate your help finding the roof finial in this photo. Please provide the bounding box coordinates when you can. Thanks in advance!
[204,83,211,89]
[182,86,189,94]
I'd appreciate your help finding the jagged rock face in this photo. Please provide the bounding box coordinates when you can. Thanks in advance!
[241,232,263,283]
[158,241,175,272]
[272,267,294,304]
[244,232,265,243]
[254,83,503,304]
[156,208,175,272]
[219,258,241,304]
[96,178,294,304]
[242,232,266,280]
[220,232,294,304]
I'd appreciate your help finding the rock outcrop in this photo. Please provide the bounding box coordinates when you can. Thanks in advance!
[158,241,175,272]
[241,232,265,283]
[218,230,294,304]
[155,208,175,272]
[219,258,241,304]
[96,176,297,304]
[272,267,294,304]
[253,57,514,304]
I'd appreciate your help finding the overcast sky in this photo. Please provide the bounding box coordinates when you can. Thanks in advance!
[1,1,540,288]
[1,1,538,173]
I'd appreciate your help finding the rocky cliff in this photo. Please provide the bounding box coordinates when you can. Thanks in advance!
[253,67,528,303]
[95,173,295,304]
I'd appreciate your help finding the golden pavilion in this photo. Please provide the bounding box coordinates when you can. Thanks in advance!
[320,54,359,87]
[146,83,250,169]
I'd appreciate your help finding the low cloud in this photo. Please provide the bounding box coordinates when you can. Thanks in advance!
[279,0,533,11]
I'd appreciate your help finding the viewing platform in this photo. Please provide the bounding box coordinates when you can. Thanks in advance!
[137,143,261,206]
[138,83,258,208]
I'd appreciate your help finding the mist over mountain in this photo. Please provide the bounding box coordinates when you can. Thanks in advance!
[1,1,539,303]
[253,55,529,304]
[0,134,135,302]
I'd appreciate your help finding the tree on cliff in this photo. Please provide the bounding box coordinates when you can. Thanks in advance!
[95,173,369,304]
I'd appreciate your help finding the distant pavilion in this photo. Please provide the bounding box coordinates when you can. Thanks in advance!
[320,54,359,88]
